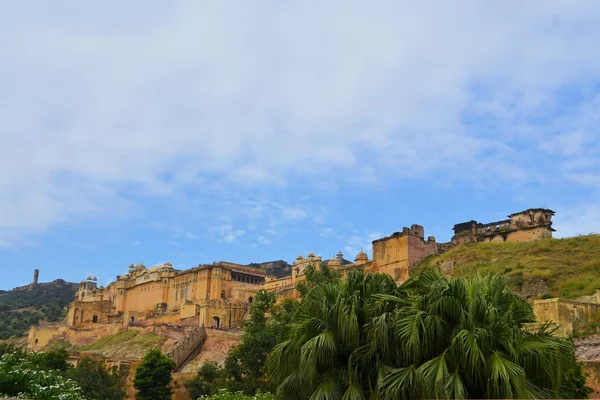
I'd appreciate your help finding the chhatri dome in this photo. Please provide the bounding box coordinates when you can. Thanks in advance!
[328,255,341,268]
[355,249,368,262]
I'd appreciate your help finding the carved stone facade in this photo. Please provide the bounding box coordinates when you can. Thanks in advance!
[66,262,266,329]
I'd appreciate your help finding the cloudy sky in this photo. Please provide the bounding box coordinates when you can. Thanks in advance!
[1,1,600,289]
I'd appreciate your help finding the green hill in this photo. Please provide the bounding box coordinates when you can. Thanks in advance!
[416,234,600,300]
[0,280,78,340]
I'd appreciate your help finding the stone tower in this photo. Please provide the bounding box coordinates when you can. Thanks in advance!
[29,269,39,290]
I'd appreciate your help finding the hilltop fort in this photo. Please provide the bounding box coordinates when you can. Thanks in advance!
[27,207,555,342]
[33,207,600,398]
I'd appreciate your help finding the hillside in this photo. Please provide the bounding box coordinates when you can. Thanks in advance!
[0,280,78,340]
[416,234,600,300]
[248,260,292,278]
[75,330,168,360]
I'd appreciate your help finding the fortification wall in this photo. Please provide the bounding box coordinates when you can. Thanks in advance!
[407,235,438,271]
[533,298,600,336]
[166,325,207,368]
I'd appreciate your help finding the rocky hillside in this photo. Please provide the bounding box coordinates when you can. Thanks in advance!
[247,260,292,278]
[416,234,600,300]
[0,280,78,340]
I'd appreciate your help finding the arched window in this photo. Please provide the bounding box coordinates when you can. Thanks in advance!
[92,315,98,323]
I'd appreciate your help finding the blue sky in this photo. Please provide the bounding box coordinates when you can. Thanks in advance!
[1,1,600,289]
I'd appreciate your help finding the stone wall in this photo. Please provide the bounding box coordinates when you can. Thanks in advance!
[533,298,600,336]
[407,235,438,271]
[520,276,550,299]
[166,325,207,369]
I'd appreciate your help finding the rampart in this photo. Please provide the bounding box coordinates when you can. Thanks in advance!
[532,297,600,336]
[166,325,207,369]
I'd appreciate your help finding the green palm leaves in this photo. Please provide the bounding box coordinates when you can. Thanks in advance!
[267,268,588,399]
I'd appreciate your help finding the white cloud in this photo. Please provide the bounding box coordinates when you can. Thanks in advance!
[184,232,200,240]
[168,240,180,246]
[343,232,384,258]
[249,235,272,248]
[1,2,600,245]
[320,227,342,239]
[554,201,600,238]
[133,240,142,247]
[211,224,245,243]
[257,236,271,245]
[281,207,308,221]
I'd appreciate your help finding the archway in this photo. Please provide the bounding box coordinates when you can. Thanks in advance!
[221,290,225,299]
[213,316,220,328]
[92,315,98,323]
[248,296,253,304]
[130,316,135,324]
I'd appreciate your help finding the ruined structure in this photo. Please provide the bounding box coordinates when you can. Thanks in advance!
[451,208,555,245]
[29,269,39,290]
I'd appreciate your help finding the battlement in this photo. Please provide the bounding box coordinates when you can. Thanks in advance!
[373,224,436,244]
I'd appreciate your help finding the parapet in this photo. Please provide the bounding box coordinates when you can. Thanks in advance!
[373,224,430,244]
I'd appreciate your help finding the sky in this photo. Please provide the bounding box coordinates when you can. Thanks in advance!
[1,1,600,289]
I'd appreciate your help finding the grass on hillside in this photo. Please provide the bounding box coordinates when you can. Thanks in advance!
[77,330,165,353]
[416,235,600,299]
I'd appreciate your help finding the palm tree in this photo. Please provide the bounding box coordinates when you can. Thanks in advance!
[267,268,589,399]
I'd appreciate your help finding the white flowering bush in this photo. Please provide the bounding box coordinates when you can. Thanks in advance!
[197,388,275,400]
[0,352,85,400]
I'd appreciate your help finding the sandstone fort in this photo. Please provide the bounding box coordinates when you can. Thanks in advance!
[29,207,555,343]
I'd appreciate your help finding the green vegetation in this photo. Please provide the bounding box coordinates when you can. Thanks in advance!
[0,343,125,400]
[416,235,600,299]
[198,389,275,399]
[185,361,225,398]
[295,261,341,298]
[268,268,592,399]
[186,290,297,396]
[67,357,126,400]
[78,330,166,356]
[186,266,338,397]
[134,349,177,400]
[0,282,77,339]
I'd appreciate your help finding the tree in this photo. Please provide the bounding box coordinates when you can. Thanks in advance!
[221,290,297,395]
[36,347,70,372]
[133,349,176,400]
[196,388,275,399]
[295,262,341,298]
[0,351,84,400]
[0,342,24,358]
[185,361,224,398]
[67,357,126,400]
[268,268,592,399]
